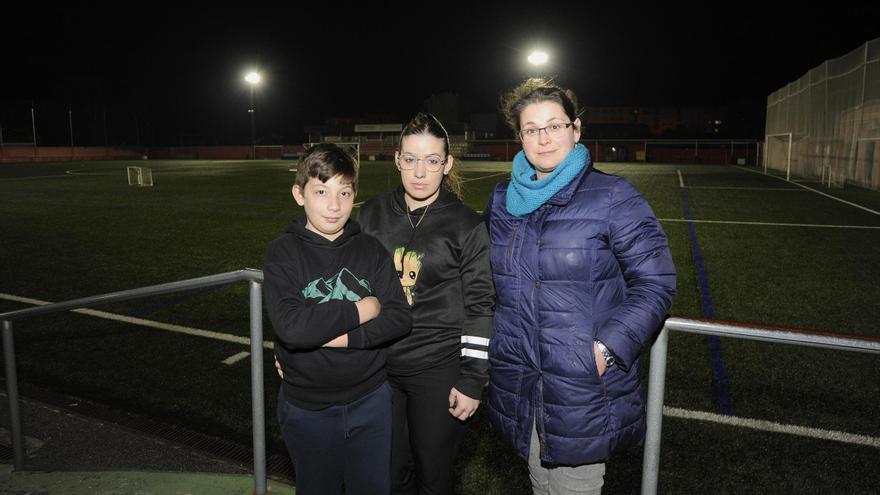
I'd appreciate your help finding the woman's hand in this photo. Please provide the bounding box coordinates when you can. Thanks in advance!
[594,342,607,376]
[448,387,480,421]
[274,355,284,379]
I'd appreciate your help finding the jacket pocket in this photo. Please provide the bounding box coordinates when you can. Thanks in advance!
[570,344,604,385]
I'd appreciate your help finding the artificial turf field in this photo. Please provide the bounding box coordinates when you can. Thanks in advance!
[1,158,878,493]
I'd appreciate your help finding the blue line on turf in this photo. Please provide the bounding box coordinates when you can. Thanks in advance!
[680,188,735,416]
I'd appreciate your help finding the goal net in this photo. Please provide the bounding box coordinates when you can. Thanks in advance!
[127,166,153,187]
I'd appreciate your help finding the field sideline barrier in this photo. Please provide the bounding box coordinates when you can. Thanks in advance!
[642,317,880,494]
[3,272,879,495]
[0,269,269,495]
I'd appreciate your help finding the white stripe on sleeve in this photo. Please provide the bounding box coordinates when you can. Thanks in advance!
[461,336,490,347]
[461,348,489,360]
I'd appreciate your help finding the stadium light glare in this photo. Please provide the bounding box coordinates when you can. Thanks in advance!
[244,71,262,85]
[527,51,549,65]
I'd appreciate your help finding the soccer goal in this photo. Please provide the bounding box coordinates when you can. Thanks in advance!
[764,133,793,180]
[304,142,361,166]
[127,166,153,187]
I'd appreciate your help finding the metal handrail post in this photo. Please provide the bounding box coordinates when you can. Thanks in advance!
[639,317,879,493]
[0,270,268,483]
[2,319,26,469]
[250,280,267,495]
[641,326,668,495]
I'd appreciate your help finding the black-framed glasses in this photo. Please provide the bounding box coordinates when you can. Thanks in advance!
[396,153,447,172]
[519,122,575,141]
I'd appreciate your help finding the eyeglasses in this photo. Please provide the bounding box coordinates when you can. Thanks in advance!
[519,122,575,141]
[396,153,447,172]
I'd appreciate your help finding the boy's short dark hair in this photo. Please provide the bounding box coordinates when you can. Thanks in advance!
[295,143,359,191]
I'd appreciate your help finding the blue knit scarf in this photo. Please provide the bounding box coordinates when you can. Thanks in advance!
[505,143,589,216]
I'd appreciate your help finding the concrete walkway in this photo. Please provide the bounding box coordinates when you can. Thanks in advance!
[1,464,292,494]
[0,391,294,494]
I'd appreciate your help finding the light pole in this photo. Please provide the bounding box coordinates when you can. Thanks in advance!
[31,105,37,159]
[244,71,261,159]
[103,107,108,147]
[527,50,549,77]
[68,105,74,159]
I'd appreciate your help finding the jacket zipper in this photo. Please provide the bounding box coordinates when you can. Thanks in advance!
[506,225,519,272]
[536,375,547,459]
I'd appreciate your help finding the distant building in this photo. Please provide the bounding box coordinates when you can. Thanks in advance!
[303,92,759,157]
[583,107,726,138]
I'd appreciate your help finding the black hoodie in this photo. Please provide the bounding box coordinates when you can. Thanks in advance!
[264,218,412,410]
[358,186,494,400]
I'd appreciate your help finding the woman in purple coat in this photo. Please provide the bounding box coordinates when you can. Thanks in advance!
[485,78,676,494]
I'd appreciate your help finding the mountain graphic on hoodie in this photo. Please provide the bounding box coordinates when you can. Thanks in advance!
[302,267,372,304]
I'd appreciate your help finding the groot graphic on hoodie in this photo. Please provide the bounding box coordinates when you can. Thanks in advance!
[393,247,423,306]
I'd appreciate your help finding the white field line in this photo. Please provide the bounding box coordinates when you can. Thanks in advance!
[461,171,509,183]
[0,174,76,181]
[684,186,808,191]
[599,171,681,175]
[0,293,275,350]
[65,169,110,176]
[657,218,880,229]
[0,168,114,181]
[734,165,880,216]
[2,292,877,447]
[222,351,251,365]
[664,406,880,448]
[677,169,685,188]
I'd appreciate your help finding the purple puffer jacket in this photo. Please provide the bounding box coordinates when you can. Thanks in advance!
[486,162,675,465]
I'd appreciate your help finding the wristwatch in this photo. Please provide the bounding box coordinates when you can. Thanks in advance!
[596,340,615,368]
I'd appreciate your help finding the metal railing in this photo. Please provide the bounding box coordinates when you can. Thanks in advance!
[0,269,269,495]
[5,277,880,495]
[641,317,880,494]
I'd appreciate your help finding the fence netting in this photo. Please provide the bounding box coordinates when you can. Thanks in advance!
[765,37,880,190]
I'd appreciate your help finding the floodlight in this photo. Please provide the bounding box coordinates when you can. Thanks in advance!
[527,51,549,65]
[245,72,262,85]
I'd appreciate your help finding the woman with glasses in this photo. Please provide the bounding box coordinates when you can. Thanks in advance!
[484,78,676,494]
[358,112,494,494]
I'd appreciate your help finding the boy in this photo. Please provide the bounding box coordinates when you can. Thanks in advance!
[264,143,412,495]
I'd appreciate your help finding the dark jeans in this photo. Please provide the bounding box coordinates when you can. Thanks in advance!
[390,362,466,495]
[278,382,392,495]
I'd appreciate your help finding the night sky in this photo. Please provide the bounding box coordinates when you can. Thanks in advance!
[2,4,879,145]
